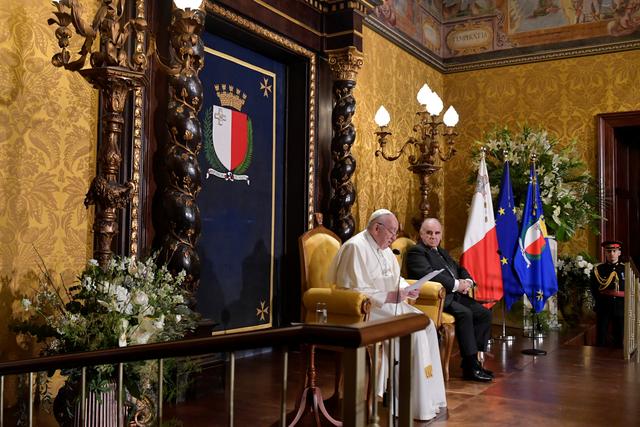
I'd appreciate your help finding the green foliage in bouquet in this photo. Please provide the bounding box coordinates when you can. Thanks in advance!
[11,254,199,398]
[473,126,600,242]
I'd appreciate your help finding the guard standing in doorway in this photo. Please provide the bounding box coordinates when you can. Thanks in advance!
[590,240,625,347]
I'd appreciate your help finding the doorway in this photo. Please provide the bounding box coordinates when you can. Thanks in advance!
[597,112,640,264]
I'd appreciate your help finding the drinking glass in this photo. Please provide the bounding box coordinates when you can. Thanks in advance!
[315,302,328,324]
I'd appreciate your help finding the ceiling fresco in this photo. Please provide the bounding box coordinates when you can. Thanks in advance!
[370,0,640,66]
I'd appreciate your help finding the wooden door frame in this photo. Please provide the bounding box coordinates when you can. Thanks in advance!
[597,111,640,258]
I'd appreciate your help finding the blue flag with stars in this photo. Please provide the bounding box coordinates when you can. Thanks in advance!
[513,161,558,313]
[495,161,523,310]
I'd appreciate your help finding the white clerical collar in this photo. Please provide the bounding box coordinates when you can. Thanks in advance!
[364,230,391,276]
[364,230,383,252]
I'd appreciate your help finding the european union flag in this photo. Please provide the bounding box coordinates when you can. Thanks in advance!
[514,161,558,313]
[495,161,523,310]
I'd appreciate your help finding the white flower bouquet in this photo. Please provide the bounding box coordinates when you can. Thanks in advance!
[475,126,600,242]
[556,254,596,323]
[12,254,199,396]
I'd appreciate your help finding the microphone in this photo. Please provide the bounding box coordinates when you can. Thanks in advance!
[392,249,401,255]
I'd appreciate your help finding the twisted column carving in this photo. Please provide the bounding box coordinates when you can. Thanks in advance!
[158,6,205,293]
[82,70,143,266]
[326,48,363,242]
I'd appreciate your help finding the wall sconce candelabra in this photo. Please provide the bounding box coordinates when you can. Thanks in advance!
[374,83,459,228]
[48,0,204,266]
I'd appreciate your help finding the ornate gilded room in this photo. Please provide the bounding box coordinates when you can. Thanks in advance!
[0,0,639,425]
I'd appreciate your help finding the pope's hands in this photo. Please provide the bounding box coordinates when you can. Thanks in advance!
[385,288,420,303]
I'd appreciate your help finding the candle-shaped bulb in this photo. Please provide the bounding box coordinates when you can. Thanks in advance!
[374,105,391,127]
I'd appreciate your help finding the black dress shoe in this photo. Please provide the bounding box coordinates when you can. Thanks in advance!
[462,368,493,382]
[481,366,494,378]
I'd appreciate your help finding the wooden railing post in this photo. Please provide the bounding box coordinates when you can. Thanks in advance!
[342,346,366,427]
[398,334,413,426]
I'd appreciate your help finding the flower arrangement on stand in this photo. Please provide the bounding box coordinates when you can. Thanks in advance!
[556,254,596,324]
[12,254,199,425]
[474,125,600,242]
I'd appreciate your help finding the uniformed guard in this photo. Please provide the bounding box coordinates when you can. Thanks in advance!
[590,240,625,347]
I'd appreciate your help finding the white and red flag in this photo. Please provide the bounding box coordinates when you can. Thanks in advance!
[460,155,503,308]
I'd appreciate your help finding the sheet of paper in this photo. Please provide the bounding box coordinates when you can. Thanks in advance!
[405,269,444,293]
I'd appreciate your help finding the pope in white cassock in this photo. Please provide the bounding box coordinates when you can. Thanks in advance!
[327,209,447,421]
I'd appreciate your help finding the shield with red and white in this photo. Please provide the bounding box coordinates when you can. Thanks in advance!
[212,105,249,171]
[204,104,253,184]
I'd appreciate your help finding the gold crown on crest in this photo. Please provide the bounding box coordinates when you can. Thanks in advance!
[214,84,247,111]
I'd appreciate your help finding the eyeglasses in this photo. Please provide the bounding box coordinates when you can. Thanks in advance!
[376,222,398,237]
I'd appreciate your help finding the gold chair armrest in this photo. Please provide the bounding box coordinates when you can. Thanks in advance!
[407,280,445,326]
[303,288,370,325]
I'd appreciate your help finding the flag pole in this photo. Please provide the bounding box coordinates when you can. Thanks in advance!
[494,299,515,341]
[494,150,514,342]
[522,293,547,355]
[521,153,547,356]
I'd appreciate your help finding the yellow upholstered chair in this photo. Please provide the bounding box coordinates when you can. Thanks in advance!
[299,219,371,325]
[291,215,371,426]
[391,237,456,381]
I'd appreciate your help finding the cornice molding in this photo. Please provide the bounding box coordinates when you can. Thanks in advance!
[365,15,446,73]
[365,15,640,73]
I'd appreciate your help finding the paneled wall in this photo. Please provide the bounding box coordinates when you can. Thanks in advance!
[0,1,97,364]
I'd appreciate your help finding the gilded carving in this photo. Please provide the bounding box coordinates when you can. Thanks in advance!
[327,47,364,81]
[129,0,147,258]
[326,46,364,241]
[156,6,206,293]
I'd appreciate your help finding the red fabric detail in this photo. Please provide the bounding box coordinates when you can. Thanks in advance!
[461,228,504,308]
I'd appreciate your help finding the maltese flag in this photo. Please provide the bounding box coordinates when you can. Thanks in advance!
[460,155,503,308]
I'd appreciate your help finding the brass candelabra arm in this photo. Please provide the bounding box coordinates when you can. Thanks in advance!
[374,129,418,162]
[438,130,458,162]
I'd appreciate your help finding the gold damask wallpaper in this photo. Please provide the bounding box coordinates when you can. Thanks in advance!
[355,26,640,259]
[443,50,640,256]
[0,1,97,367]
[353,29,444,237]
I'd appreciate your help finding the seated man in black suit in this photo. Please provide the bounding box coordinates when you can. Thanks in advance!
[406,218,493,382]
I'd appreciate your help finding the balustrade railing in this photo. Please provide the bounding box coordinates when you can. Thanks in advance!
[0,313,428,427]
[624,260,639,361]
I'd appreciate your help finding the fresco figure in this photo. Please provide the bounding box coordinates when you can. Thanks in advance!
[608,0,640,34]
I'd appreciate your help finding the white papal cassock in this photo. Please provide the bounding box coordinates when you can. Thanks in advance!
[327,230,447,421]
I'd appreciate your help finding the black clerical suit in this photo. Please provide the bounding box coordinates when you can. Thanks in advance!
[590,261,625,347]
[406,242,492,361]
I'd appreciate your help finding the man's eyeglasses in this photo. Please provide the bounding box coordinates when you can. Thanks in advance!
[376,222,398,237]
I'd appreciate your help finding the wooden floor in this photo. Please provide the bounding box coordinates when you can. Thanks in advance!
[161,325,640,427]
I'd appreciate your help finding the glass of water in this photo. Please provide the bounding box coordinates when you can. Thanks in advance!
[315,302,328,324]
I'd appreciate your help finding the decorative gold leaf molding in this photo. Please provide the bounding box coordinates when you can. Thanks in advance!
[327,46,364,81]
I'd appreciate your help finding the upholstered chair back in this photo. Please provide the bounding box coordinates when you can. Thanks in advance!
[299,221,370,325]
[391,236,416,277]
[301,229,340,291]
